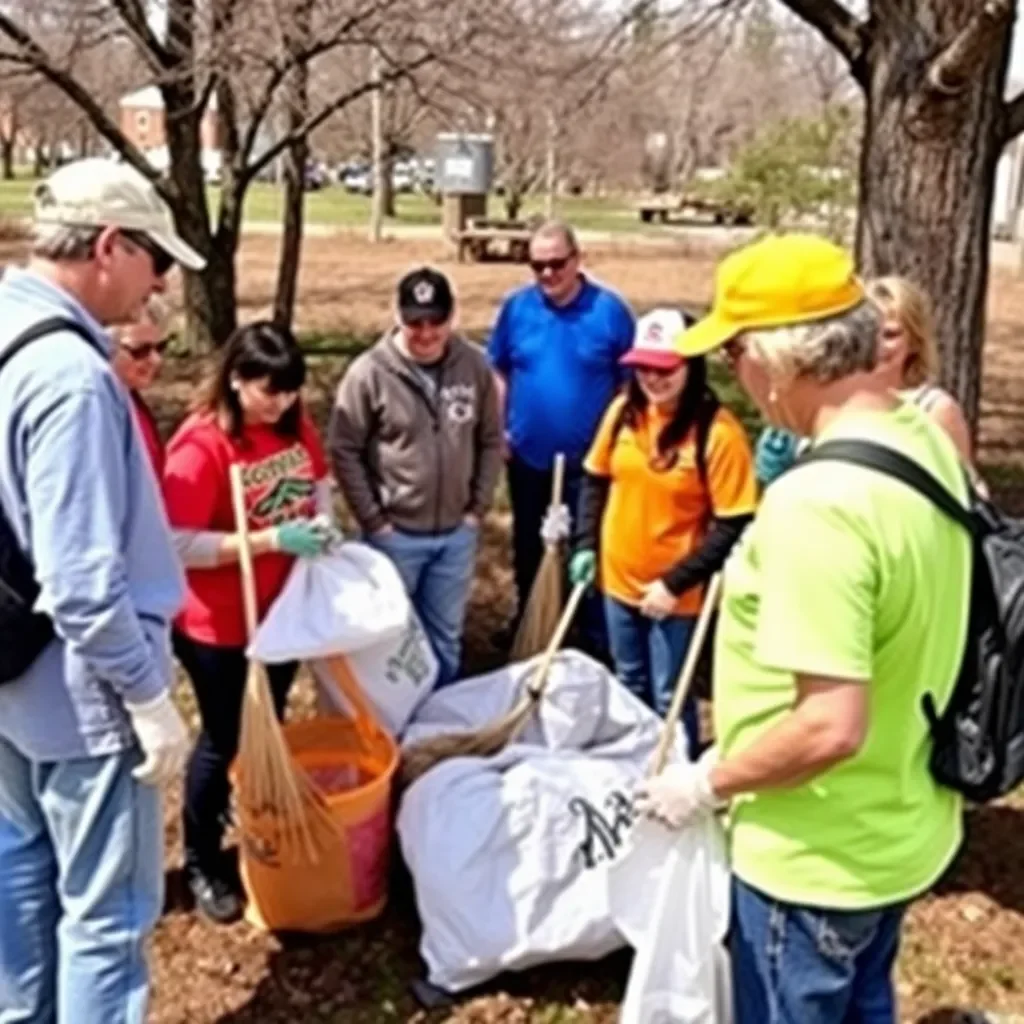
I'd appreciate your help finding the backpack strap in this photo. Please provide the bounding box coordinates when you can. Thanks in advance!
[0,317,105,379]
[800,439,975,534]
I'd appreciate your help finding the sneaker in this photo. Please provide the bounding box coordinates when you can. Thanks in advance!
[187,867,243,925]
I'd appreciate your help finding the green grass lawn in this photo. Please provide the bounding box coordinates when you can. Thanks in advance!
[0,174,655,234]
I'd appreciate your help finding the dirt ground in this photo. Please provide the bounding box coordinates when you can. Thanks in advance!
[46,232,1024,1023]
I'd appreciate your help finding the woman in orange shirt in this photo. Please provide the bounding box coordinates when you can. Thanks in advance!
[570,309,757,754]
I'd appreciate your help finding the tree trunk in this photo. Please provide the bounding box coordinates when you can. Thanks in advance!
[1,137,15,180]
[853,4,1012,436]
[504,189,523,220]
[273,60,309,328]
[381,148,395,218]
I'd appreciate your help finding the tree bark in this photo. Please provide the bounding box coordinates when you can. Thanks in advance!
[381,146,396,218]
[853,2,1012,436]
[1,137,14,180]
[273,58,310,328]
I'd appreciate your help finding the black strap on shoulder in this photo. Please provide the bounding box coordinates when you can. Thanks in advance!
[800,439,975,534]
[0,316,104,378]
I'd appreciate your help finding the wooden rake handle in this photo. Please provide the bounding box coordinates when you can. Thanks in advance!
[525,580,588,700]
[229,463,260,645]
[650,572,723,776]
[551,452,566,509]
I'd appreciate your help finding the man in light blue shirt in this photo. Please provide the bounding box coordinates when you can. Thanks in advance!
[0,158,205,1024]
[487,220,634,655]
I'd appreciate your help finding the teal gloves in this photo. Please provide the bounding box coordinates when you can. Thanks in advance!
[275,519,332,557]
[754,427,802,486]
[569,549,597,587]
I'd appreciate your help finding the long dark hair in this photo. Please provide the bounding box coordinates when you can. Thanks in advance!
[612,356,718,467]
[196,320,307,439]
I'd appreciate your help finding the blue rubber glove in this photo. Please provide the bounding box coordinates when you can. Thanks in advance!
[569,549,597,587]
[275,519,329,558]
[755,427,802,486]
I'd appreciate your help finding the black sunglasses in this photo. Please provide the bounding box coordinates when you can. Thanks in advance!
[530,255,574,275]
[120,339,169,360]
[120,231,174,277]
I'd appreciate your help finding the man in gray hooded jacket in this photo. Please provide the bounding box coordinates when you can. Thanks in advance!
[330,266,503,686]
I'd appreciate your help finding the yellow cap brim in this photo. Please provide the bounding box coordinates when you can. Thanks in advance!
[675,312,739,357]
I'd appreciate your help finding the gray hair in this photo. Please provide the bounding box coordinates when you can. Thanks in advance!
[31,223,102,262]
[530,218,578,254]
[740,300,881,385]
[110,294,173,342]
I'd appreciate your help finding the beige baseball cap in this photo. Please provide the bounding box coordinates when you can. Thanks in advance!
[33,158,206,271]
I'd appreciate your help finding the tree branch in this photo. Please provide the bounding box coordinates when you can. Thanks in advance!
[1003,92,1024,142]
[0,12,173,203]
[928,0,1013,96]
[777,0,866,79]
[110,0,171,70]
[241,52,436,185]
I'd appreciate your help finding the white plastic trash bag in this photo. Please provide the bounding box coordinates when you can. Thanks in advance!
[614,813,732,1024]
[249,542,408,663]
[398,651,688,992]
[313,608,439,735]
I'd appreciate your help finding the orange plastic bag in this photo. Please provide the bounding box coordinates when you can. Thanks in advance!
[233,656,399,933]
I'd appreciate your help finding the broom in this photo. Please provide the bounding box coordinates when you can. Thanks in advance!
[230,464,337,865]
[510,452,567,661]
[401,580,588,787]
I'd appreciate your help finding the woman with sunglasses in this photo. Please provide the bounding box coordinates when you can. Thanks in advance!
[162,321,335,924]
[110,295,171,476]
[570,309,757,754]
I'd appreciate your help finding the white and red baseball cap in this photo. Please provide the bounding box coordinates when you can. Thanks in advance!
[620,309,690,371]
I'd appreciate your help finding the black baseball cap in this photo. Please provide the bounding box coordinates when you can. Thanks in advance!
[397,266,454,323]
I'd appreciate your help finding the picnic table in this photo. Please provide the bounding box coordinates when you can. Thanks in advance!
[634,193,754,226]
[452,217,538,263]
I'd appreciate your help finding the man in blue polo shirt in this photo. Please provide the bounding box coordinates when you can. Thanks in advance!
[488,220,634,654]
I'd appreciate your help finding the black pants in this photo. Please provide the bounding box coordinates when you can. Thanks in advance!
[173,631,298,875]
[506,451,609,661]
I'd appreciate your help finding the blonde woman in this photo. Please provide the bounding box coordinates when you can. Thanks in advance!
[868,276,985,492]
[110,295,171,476]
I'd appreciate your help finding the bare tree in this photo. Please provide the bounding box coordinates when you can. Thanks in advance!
[0,0,478,344]
[763,0,1022,435]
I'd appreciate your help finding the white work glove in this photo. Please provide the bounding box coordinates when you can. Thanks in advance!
[311,514,345,551]
[539,502,572,546]
[125,691,190,787]
[634,747,723,830]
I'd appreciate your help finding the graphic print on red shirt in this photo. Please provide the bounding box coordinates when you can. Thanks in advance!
[163,410,328,646]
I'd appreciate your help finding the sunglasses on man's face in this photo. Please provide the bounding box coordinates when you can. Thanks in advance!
[120,231,174,277]
[529,254,574,275]
[121,339,168,360]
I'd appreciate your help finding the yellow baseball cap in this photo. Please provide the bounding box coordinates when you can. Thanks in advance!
[677,233,865,357]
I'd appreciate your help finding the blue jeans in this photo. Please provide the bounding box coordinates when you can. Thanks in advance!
[730,877,907,1024]
[0,736,162,1024]
[604,596,699,757]
[371,522,479,687]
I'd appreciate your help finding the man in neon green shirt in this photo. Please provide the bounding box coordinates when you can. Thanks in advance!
[634,234,971,1023]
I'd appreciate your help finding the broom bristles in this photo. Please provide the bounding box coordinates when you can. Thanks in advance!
[235,660,340,865]
[509,547,564,661]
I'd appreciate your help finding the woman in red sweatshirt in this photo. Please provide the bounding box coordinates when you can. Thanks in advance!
[163,321,334,924]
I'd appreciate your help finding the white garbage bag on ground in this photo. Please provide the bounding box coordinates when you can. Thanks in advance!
[249,542,408,663]
[398,651,697,993]
[313,607,439,735]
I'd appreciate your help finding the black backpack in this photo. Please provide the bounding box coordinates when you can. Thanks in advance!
[802,439,1024,803]
[0,317,103,684]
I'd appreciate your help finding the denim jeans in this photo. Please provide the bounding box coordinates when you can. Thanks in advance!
[173,632,296,877]
[730,877,907,1024]
[0,736,162,1024]
[370,522,479,687]
[604,595,699,757]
